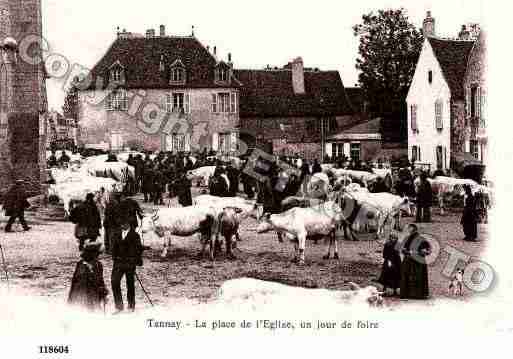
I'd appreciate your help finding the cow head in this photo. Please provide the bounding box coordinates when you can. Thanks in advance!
[256,213,274,234]
[141,209,159,236]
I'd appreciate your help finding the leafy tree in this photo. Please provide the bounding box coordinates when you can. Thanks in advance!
[353,9,423,141]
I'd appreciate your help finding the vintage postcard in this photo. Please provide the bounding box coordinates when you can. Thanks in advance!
[0,0,510,357]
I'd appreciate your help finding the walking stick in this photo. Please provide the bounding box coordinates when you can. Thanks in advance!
[135,271,154,307]
[0,242,10,290]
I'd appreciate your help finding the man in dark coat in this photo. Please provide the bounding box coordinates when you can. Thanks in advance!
[209,167,229,197]
[461,185,478,242]
[111,224,144,313]
[371,176,388,193]
[142,166,154,203]
[103,192,122,254]
[176,173,193,207]
[69,193,102,251]
[134,155,144,194]
[416,172,433,223]
[312,159,322,175]
[400,224,431,299]
[378,234,402,296]
[152,168,165,205]
[68,241,108,312]
[3,180,31,232]
[226,162,240,197]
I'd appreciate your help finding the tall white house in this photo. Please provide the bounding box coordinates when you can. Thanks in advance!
[407,12,477,173]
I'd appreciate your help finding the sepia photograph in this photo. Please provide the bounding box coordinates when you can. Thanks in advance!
[0,0,510,357]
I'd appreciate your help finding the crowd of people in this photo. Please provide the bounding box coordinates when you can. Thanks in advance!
[0,148,485,312]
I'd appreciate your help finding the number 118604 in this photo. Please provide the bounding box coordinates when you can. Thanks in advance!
[38,346,70,354]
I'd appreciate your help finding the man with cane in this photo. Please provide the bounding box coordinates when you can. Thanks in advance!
[111,221,145,314]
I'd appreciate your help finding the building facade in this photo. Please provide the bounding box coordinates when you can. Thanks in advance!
[407,12,475,173]
[78,28,240,154]
[464,31,487,163]
[0,0,47,192]
[236,58,354,161]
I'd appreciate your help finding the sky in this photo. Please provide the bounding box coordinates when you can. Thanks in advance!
[43,0,485,112]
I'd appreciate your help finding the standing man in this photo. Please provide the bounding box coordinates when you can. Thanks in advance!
[416,172,433,223]
[3,180,31,232]
[69,193,102,251]
[226,161,240,197]
[103,192,122,254]
[111,223,144,313]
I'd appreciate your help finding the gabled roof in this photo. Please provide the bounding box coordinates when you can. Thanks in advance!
[83,36,238,90]
[327,118,381,141]
[428,37,475,100]
[234,69,354,118]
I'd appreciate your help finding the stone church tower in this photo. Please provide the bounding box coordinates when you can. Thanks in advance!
[0,0,47,193]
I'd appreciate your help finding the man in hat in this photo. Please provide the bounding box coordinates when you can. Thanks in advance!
[111,223,144,313]
[69,193,102,251]
[68,240,108,312]
[416,172,433,223]
[3,180,31,233]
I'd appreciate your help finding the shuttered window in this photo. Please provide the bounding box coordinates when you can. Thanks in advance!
[410,104,417,132]
[435,100,443,130]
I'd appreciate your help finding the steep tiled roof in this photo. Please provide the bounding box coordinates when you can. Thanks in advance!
[83,36,237,90]
[234,69,354,118]
[344,87,365,113]
[428,37,475,100]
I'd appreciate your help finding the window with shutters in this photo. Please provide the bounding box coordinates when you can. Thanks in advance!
[428,70,433,84]
[480,93,486,128]
[470,140,479,159]
[435,100,443,130]
[166,92,190,114]
[412,146,418,162]
[470,86,478,118]
[436,146,443,169]
[212,92,237,113]
[106,89,128,111]
[410,104,418,132]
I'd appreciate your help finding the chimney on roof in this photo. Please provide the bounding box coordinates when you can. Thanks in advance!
[146,29,155,38]
[159,25,166,37]
[423,11,436,38]
[291,57,305,94]
[458,25,470,40]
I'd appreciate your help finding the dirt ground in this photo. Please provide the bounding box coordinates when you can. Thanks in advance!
[0,189,487,310]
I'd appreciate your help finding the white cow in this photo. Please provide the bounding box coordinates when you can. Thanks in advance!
[256,205,342,265]
[218,278,383,307]
[193,195,257,219]
[414,176,487,215]
[49,176,121,216]
[307,172,331,198]
[86,161,135,182]
[186,166,216,187]
[140,205,221,259]
[338,189,410,239]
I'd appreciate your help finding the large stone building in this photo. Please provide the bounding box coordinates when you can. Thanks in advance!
[77,28,354,160]
[406,12,478,173]
[0,0,47,192]
[78,27,241,154]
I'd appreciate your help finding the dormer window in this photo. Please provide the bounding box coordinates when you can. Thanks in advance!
[215,63,231,84]
[169,59,186,85]
[109,61,125,84]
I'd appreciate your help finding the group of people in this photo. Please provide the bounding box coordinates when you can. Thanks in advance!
[67,190,145,314]
[378,223,432,299]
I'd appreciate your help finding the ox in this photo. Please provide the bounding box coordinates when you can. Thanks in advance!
[140,206,220,260]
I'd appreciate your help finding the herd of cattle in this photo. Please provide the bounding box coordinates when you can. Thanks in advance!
[42,151,494,266]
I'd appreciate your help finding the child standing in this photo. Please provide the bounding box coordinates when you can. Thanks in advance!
[378,233,402,296]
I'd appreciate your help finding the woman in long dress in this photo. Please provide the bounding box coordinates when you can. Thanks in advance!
[68,241,108,312]
[378,234,402,296]
[461,185,478,242]
[400,224,431,300]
